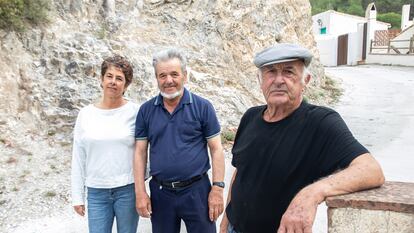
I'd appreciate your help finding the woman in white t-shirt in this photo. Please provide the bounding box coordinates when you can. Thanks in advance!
[71,55,139,233]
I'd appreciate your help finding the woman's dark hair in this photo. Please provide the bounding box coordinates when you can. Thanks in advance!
[101,55,133,87]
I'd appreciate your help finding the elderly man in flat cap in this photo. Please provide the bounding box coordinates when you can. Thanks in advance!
[219,43,385,233]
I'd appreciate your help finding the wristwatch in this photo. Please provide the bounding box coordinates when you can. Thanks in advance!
[213,181,225,188]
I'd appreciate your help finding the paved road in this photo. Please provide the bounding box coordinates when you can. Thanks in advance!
[313,65,414,233]
[11,65,414,233]
[327,65,414,182]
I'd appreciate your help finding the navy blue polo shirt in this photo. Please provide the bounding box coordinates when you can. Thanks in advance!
[135,88,221,181]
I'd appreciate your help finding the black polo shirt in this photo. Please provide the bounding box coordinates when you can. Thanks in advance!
[226,101,368,233]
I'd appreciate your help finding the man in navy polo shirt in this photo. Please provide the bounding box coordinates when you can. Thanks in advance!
[133,48,225,233]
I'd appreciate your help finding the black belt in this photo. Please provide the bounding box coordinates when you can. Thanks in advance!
[152,172,207,189]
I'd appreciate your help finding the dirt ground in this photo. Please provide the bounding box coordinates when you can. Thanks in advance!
[8,65,414,233]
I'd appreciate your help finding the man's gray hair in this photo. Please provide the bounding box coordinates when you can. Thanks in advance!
[152,48,187,76]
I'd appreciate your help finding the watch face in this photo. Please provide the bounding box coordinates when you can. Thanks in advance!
[213,182,225,188]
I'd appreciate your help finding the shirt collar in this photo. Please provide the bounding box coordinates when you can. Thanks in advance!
[153,88,193,106]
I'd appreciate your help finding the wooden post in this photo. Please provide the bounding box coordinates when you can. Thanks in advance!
[370,40,373,53]
[387,40,391,53]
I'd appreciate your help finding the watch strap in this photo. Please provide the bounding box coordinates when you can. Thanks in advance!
[213,181,225,188]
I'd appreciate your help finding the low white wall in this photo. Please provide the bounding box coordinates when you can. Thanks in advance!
[366,54,414,66]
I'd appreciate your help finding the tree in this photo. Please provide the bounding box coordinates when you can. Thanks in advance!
[311,0,364,16]
[346,4,364,16]
[377,12,402,28]
[311,0,414,19]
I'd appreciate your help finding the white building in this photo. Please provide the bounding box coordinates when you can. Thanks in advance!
[312,3,390,66]
[401,4,413,31]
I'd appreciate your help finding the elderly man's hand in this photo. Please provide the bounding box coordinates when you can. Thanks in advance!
[136,191,152,218]
[277,185,325,233]
[208,186,224,221]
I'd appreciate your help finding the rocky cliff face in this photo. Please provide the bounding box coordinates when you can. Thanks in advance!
[1,0,329,145]
[0,0,334,230]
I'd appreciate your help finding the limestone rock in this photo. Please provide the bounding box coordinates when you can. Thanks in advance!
[1,0,328,145]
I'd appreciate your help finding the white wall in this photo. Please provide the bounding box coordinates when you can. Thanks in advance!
[348,31,362,65]
[312,12,331,35]
[374,23,389,31]
[390,26,414,54]
[329,13,365,35]
[401,5,413,30]
[356,23,365,60]
[366,54,414,66]
[393,26,414,41]
[315,35,338,66]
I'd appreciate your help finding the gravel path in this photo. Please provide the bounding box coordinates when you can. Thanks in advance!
[2,65,414,233]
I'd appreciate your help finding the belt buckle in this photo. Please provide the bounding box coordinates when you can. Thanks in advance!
[171,181,180,188]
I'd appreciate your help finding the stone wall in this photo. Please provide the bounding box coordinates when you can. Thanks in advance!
[326,182,414,233]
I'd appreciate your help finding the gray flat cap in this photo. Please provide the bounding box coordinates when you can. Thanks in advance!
[254,43,313,68]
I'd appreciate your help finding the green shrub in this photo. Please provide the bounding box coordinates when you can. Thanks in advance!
[23,0,49,24]
[377,12,401,29]
[0,0,24,30]
[0,0,49,31]
[221,130,236,143]
[341,4,364,16]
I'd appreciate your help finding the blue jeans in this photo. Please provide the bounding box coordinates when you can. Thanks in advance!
[87,183,138,233]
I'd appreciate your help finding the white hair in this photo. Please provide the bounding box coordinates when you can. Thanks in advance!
[152,48,187,76]
[160,91,182,100]
[301,66,310,84]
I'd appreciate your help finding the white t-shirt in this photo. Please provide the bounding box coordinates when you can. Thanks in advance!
[71,101,139,205]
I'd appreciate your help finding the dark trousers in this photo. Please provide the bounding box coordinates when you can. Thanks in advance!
[149,175,216,233]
